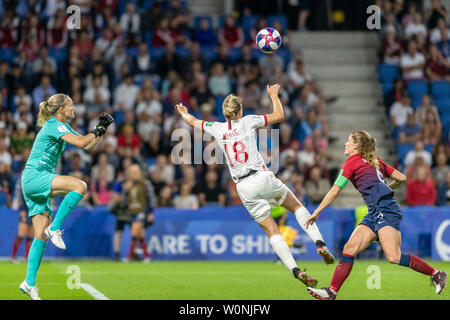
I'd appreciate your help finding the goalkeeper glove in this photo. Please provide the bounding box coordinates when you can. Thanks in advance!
[99,113,114,129]
[90,124,107,137]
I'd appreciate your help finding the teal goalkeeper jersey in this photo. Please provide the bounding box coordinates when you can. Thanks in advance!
[25,117,79,173]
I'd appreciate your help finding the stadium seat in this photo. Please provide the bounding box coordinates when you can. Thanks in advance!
[407,80,428,100]
[378,64,399,83]
[437,99,450,114]
[251,48,264,60]
[431,81,450,100]
[229,47,242,62]
[0,47,17,63]
[411,96,423,110]
[149,46,166,61]
[424,144,434,154]
[242,14,258,36]
[199,45,217,62]
[146,157,156,168]
[144,31,153,46]
[276,47,291,68]
[125,46,139,58]
[48,48,68,63]
[0,191,7,207]
[396,143,414,167]
[267,14,288,31]
[381,81,393,95]
[175,46,191,58]
[194,16,213,32]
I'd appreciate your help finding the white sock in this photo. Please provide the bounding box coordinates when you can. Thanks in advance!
[269,234,297,271]
[294,206,324,244]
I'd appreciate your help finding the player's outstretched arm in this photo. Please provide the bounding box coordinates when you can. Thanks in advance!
[265,84,285,125]
[305,184,342,229]
[175,103,203,130]
[388,169,407,189]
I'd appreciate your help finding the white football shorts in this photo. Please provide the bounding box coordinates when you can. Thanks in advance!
[236,170,288,223]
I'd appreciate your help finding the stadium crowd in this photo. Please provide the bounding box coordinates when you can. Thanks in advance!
[0,0,339,214]
[378,0,450,206]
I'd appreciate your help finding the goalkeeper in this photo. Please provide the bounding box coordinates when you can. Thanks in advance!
[19,94,114,300]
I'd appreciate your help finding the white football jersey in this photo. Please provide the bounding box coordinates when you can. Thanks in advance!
[202,115,269,182]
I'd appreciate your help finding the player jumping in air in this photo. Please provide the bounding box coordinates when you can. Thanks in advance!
[176,84,334,288]
[305,130,447,300]
[19,93,114,300]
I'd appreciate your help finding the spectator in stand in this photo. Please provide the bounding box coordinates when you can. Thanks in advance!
[425,0,447,30]
[152,18,173,47]
[406,165,437,206]
[157,42,185,78]
[149,154,175,188]
[195,17,216,47]
[426,45,450,81]
[382,29,403,66]
[258,52,285,85]
[113,73,140,112]
[218,15,244,48]
[429,18,449,44]
[437,171,450,206]
[10,122,33,162]
[31,75,56,110]
[72,29,94,61]
[400,40,425,82]
[405,13,427,40]
[190,73,214,111]
[398,111,421,145]
[83,75,110,110]
[437,28,450,60]
[174,184,199,209]
[421,110,442,146]
[405,140,433,168]
[299,109,322,143]
[237,80,261,111]
[131,42,153,77]
[381,12,402,39]
[390,93,413,129]
[46,8,68,48]
[212,45,234,74]
[0,138,12,172]
[90,167,114,206]
[196,169,226,207]
[416,94,440,124]
[433,152,450,186]
[298,136,316,171]
[91,152,115,183]
[157,185,173,207]
[304,165,330,205]
[117,124,141,158]
[32,47,57,76]
[208,63,231,97]
[119,2,140,38]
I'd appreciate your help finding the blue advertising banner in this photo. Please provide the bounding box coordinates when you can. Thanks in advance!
[0,205,449,260]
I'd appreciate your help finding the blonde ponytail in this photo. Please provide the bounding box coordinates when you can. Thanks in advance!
[36,93,67,127]
[37,101,51,127]
[351,130,380,169]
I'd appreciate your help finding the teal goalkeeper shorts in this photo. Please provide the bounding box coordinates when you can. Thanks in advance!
[21,168,58,217]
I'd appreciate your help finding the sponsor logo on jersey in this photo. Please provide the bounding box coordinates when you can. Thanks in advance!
[205,122,213,127]
[57,125,69,133]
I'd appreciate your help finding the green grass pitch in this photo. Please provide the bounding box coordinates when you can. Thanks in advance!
[1,260,449,300]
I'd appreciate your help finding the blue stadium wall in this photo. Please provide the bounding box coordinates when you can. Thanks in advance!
[1,206,449,261]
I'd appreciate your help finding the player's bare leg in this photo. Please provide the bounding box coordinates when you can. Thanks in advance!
[281,189,334,264]
[258,215,318,288]
[378,226,447,294]
[308,225,376,300]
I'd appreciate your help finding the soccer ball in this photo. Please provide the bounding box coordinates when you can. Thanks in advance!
[256,27,282,53]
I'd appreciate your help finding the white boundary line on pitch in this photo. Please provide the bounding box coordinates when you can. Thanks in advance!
[79,283,110,300]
